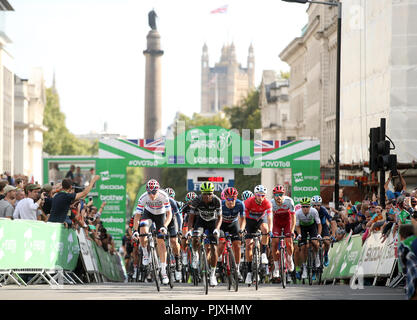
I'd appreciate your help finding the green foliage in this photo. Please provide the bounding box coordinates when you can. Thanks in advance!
[223,89,261,139]
[280,70,290,80]
[174,112,231,133]
[43,87,98,156]
[161,168,188,202]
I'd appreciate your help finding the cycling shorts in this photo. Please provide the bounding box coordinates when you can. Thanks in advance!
[299,224,318,245]
[245,216,268,239]
[193,216,218,245]
[220,220,241,242]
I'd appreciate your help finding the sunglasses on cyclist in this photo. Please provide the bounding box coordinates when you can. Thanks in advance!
[274,193,284,196]
[147,190,157,195]
[226,198,236,201]
[302,205,310,208]
[255,193,266,197]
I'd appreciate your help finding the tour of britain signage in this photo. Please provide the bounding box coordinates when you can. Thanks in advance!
[44,126,320,247]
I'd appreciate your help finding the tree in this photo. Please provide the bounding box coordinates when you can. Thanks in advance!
[280,70,290,80]
[43,87,98,155]
[223,89,262,193]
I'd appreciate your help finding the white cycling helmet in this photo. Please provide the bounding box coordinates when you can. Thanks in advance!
[254,185,267,195]
[311,195,322,205]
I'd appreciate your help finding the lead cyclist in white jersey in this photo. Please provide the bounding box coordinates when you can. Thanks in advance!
[132,179,172,285]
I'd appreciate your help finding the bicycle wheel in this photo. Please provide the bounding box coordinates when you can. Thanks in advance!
[307,247,313,286]
[150,245,160,292]
[166,244,174,289]
[200,246,209,295]
[280,247,287,289]
[253,245,259,290]
[317,246,323,285]
[227,247,239,292]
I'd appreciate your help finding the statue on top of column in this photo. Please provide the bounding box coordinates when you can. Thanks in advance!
[148,9,157,30]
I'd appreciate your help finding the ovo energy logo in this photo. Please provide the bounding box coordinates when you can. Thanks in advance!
[293,172,303,183]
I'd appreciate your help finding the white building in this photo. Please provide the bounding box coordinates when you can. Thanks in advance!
[14,69,47,182]
[0,1,14,175]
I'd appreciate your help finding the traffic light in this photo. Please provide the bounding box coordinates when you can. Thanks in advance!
[369,127,380,172]
[368,120,397,173]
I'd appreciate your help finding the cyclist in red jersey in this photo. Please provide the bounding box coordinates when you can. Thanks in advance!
[271,185,296,279]
[242,185,272,285]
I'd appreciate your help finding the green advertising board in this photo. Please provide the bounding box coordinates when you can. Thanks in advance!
[0,219,80,270]
[44,126,320,248]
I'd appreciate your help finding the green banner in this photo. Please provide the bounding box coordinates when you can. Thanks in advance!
[95,159,127,248]
[334,235,362,278]
[291,161,321,204]
[91,241,124,282]
[0,219,80,270]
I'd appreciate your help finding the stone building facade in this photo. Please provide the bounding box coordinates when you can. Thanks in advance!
[279,0,417,170]
[201,43,255,114]
[14,68,47,182]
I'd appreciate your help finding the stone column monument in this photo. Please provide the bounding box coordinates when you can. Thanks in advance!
[143,10,163,182]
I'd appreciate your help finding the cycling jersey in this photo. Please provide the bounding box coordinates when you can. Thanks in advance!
[221,199,245,223]
[169,198,179,216]
[295,207,321,227]
[190,194,222,222]
[317,205,332,225]
[244,196,272,221]
[135,190,171,215]
[271,196,295,222]
[181,203,193,227]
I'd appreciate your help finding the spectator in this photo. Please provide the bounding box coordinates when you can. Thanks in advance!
[335,227,346,242]
[367,205,386,233]
[0,185,17,219]
[98,225,116,255]
[40,184,53,221]
[65,165,76,183]
[0,180,7,201]
[385,171,406,201]
[48,175,100,224]
[15,178,24,190]
[74,166,84,187]
[48,163,60,184]
[13,184,45,221]
[15,188,26,207]
[398,224,417,300]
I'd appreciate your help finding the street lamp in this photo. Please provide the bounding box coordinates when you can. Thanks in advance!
[282,0,342,210]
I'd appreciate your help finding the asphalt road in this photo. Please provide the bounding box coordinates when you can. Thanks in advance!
[0,282,405,300]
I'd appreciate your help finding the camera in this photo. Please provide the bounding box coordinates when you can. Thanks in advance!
[412,210,417,220]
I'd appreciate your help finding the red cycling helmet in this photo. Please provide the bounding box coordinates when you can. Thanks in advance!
[273,185,285,195]
[146,179,160,193]
[224,187,238,200]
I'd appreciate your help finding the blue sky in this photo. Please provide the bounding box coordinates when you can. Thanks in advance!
[6,0,307,139]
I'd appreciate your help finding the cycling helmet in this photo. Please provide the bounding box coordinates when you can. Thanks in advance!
[300,197,311,206]
[221,189,226,200]
[242,190,253,201]
[224,187,238,200]
[164,187,175,199]
[254,185,267,195]
[146,179,160,193]
[185,192,197,203]
[311,195,322,205]
[200,181,215,193]
[294,204,302,211]
[273,185,285,195]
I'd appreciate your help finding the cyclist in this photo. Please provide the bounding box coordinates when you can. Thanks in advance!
[180,192,197,267]
[271,185,296,279]
[241,190,253,201]
[187,182,222,287]
[132,179,172,285]
[217,187,245,280]
[243,185,273,285]
[165,187,183,231]
[295,197,322,280]
[164,187,182,281]
[311,195,336,267]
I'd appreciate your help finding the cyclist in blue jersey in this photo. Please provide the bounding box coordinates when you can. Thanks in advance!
[311,195,336,267]
[217,187,245,280]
